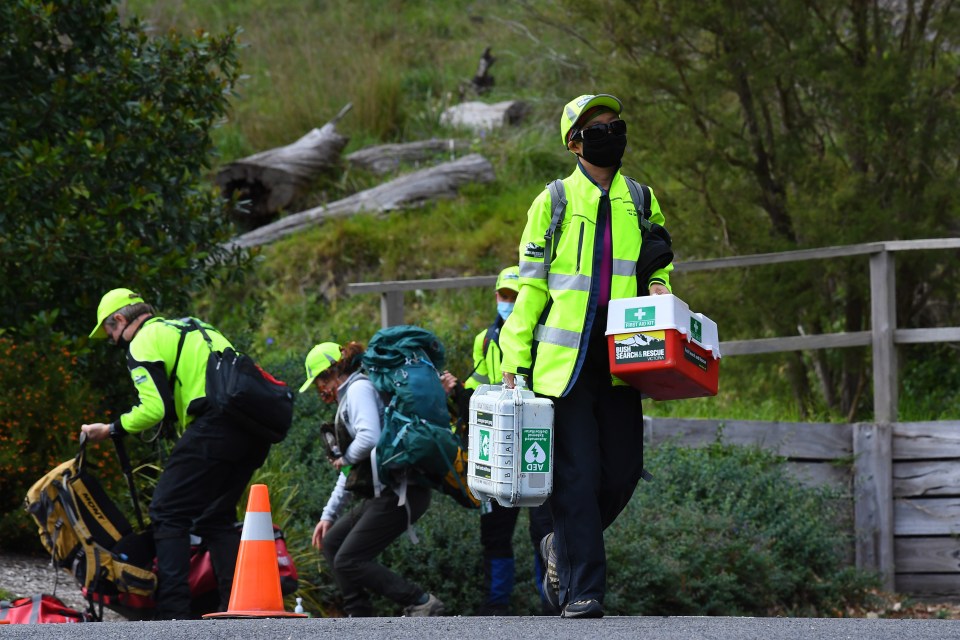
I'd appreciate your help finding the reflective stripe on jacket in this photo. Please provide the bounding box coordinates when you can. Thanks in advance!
[120,316,233,436]
[499,164,673,397]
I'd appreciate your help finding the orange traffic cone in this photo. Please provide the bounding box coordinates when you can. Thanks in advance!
[203,484,307,619]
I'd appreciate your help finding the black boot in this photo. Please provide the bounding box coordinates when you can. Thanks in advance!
[153,531,193,620]
[479,555,514,615]
[205,530,241,612]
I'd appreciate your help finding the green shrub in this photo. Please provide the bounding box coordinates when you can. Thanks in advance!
[604,442,878,616]
[266,420,877,617]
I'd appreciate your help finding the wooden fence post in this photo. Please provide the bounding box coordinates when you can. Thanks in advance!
[853,422,894,590]
[381,291,404,328]
[870,250,898,423]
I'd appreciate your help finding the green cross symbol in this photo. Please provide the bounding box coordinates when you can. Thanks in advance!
[626,307,655,324]
[690,317,703,342]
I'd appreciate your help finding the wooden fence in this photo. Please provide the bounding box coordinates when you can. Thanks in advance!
[347,238,960,597]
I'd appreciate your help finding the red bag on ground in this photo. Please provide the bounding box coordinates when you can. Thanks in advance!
[0,594,89,624]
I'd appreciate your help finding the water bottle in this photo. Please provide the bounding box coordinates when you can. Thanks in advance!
[294,597,305,615]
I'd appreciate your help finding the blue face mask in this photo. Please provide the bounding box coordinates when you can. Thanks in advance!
[497,301,515,321]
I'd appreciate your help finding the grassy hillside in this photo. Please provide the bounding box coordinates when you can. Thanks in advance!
[118,0,955,423]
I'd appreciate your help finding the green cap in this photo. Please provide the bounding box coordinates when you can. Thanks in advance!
[90,288,145,339]
[495,266,520,293]
[560,94,623,147]
[299,342,342,393]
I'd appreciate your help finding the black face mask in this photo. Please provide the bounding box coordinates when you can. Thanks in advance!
[579,133,627,168]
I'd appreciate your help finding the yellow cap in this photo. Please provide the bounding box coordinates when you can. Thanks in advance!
[299,342,342,393]
[90,288,145,339]
[560,94,623,147]
[495,266,520,293]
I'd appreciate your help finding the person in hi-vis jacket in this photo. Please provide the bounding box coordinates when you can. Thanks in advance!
[82,288,271,619]
[498,94,674,619]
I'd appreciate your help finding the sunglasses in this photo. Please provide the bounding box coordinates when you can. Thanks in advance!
[572,119,627,142]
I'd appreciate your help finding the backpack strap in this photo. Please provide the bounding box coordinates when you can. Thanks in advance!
[624,176,654,235]
[112,436,145,529]
[147,319,194,444]
[482,316,503,357]
[543,179,567,275]
[168,325,189,393]
[460,317,501,388]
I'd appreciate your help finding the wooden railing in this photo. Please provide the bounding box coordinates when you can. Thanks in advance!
[347,238,960,594]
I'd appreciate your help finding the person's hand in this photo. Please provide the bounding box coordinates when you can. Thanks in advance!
[81,423,111,442]
[502,372,516,389]
[332,456,348,471]
[440,371,459,395]
[648,283,670,295]
[312,519,334,550]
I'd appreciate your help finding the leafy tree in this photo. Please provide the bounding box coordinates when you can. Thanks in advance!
[535,0,960,418]
[0,0,249,341]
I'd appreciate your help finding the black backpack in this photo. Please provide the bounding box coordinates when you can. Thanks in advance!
[170,318,295,443]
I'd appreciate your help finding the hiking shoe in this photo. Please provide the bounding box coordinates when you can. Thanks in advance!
[562,599,603,619]
[539,532,560,612]
[403,593,445,617]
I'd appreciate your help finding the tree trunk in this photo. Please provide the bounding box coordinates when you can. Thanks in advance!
[345,138,471,175]
[215,103,353,227]
[226,153,496,250]
[439,100,529,133]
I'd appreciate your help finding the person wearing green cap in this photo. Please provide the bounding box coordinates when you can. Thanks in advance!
[304,341,444,617]
[498,94,674,619]
[441,266,554,615]
[81,288,273,619]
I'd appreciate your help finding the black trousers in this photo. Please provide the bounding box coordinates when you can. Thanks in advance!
[546,319,645,607]
[149,414,270,619]
[322,484,431,616]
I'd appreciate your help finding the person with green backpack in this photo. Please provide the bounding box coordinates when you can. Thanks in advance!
[302,340,445,618]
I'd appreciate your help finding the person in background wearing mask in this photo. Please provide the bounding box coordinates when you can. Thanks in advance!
[499,94,674,619]
[441,266,555,615]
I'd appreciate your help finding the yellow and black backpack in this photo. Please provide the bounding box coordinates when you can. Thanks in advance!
[24,434,157,620]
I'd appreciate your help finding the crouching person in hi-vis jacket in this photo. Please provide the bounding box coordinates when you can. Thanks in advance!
[81,288,272,620]
[499,94,674,619]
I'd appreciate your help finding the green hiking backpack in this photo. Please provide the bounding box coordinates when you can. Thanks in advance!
[362,325,479,509]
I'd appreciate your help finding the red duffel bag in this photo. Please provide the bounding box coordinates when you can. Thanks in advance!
[0,594,90,624]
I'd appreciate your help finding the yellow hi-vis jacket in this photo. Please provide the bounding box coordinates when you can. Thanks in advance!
[120,316,233,436]
[499,165,673,397]
[464,317,505,391]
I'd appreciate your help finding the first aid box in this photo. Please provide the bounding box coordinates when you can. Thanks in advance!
[606,294,721,400]
[467,383,554,508]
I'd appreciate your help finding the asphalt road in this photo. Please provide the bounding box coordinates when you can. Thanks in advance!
[2,615,960,639]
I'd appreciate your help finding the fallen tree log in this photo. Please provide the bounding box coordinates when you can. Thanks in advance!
[227,153,496,250]
[215,103,352,227]
[440,100,528,133]
[345,138,471,175]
